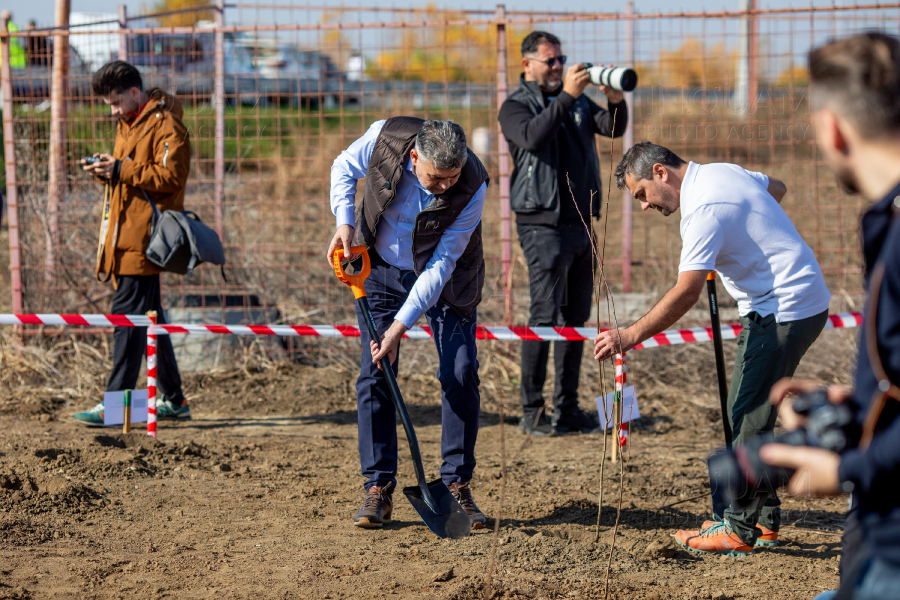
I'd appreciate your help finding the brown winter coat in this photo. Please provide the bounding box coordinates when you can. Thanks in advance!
[95,88,190,283]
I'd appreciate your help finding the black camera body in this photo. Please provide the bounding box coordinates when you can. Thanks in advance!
[708,390,860,508]
[82,156,102,165]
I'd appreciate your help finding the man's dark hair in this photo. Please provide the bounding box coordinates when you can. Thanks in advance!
[614,142,686,190]
[809,32,900,138]
[521,31,561,56]
[92,60,143,96]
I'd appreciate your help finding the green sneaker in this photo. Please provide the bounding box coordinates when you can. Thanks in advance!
[72,402,115,427]
[157,398,192,420]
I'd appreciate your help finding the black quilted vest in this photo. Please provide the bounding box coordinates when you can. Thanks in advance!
[352,116,489,319]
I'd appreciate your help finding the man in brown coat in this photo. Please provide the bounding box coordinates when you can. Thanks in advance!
[73,60,190,426]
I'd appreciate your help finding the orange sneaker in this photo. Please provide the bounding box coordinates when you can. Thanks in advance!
[675,520,754,557]
[755,524,779,548]
[700,519,779,548]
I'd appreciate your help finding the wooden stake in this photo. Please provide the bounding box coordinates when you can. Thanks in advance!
[612,388,621,462]
[123,389,131,434]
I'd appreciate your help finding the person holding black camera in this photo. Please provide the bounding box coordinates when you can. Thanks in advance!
[758,33,900,597]
[72,60,190,426]
[499,30,628,436]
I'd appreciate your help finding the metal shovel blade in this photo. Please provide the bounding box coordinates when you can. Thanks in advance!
[403,479,472,539]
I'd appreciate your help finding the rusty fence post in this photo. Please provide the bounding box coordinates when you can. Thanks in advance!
[1,11,23,314]
[47,0,70,287]
[737,0,758,114]
[622,1,635,295]
[214,0,225,239]
[495,4,512,325]
[748,0,758,113]
[117,5,128,62]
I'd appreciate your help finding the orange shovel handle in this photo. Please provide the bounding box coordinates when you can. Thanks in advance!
[332,246,371,299]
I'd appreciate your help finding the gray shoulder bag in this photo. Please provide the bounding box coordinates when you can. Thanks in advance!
[140,190,226,279]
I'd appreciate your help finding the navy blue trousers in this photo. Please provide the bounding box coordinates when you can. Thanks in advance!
[354,253,480,491]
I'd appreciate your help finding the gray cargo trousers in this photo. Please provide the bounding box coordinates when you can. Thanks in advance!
[722,309,828,544]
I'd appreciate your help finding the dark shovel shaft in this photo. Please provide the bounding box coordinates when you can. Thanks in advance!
[356,297,441,515]
[707,275,733,518]
[706,276,733,449]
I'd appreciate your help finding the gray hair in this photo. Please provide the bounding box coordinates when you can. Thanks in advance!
[614,142,686,190]
[414,120,468,170]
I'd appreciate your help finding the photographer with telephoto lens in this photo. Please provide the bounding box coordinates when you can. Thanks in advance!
[757,33,900,599]
[499,31,628,437]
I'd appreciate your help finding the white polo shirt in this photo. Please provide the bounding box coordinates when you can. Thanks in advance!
[678,162,831,322]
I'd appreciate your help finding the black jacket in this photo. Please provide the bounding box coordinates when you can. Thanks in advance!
[838,181,900,566]
[499,75,627,226]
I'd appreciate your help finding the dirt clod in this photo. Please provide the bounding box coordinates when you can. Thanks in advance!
[642,538,677,559]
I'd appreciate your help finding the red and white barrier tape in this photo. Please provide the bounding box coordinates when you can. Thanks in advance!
[0,312,863,344]
[615,353,628,448]
[0,314,151,327]
[0,311,863,440]
[146,312,158,438]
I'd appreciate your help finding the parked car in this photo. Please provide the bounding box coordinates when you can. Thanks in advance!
[126,32,214,73]
[9,45,92,102]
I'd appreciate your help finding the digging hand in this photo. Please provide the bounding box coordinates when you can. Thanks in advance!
[370,320,407,370]
[327,224,358,265]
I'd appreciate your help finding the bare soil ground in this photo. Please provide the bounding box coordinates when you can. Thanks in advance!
[0,333,852,600]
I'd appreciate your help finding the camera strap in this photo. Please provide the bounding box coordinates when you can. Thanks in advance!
[860,256,900,449]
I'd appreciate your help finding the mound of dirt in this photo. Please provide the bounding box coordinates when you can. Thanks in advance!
[0,472,101,516]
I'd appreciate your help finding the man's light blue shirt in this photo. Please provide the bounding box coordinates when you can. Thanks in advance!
[330,120,487,328]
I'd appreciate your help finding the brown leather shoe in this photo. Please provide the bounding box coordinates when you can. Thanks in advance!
[353,481,394,529]
[449,481,486,530]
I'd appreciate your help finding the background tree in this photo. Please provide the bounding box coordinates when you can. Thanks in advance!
[636,38,736,88]
[149,0,214,27]
[367,4,521,83]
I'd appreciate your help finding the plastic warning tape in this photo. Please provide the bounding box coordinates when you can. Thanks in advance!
[615,353,629,448]
[0,314,152,327]
[0,312,864,345]
[146,312,158,438]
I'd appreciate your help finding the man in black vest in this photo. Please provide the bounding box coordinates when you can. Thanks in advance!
[328,118,489,530]
[499,31,628,436]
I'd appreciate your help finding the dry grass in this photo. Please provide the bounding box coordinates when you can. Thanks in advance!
[0,329,112,417]
[0,316,859,413]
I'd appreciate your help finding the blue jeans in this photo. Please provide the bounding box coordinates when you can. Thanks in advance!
[354,252,480,491]
[812,557,900,600]
[853,556,900,600]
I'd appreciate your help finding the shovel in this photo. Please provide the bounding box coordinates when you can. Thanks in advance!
[706,272,733,518]
[332,246,471,540]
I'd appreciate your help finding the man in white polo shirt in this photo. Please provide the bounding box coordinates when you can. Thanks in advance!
[595,142,830,556]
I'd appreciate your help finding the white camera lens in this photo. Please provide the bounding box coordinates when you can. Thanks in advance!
[583,64,638,92]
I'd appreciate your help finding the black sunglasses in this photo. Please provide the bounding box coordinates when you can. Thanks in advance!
[529,55,567,68]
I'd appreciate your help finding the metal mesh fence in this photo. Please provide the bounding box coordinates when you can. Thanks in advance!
[2,3,892,364]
